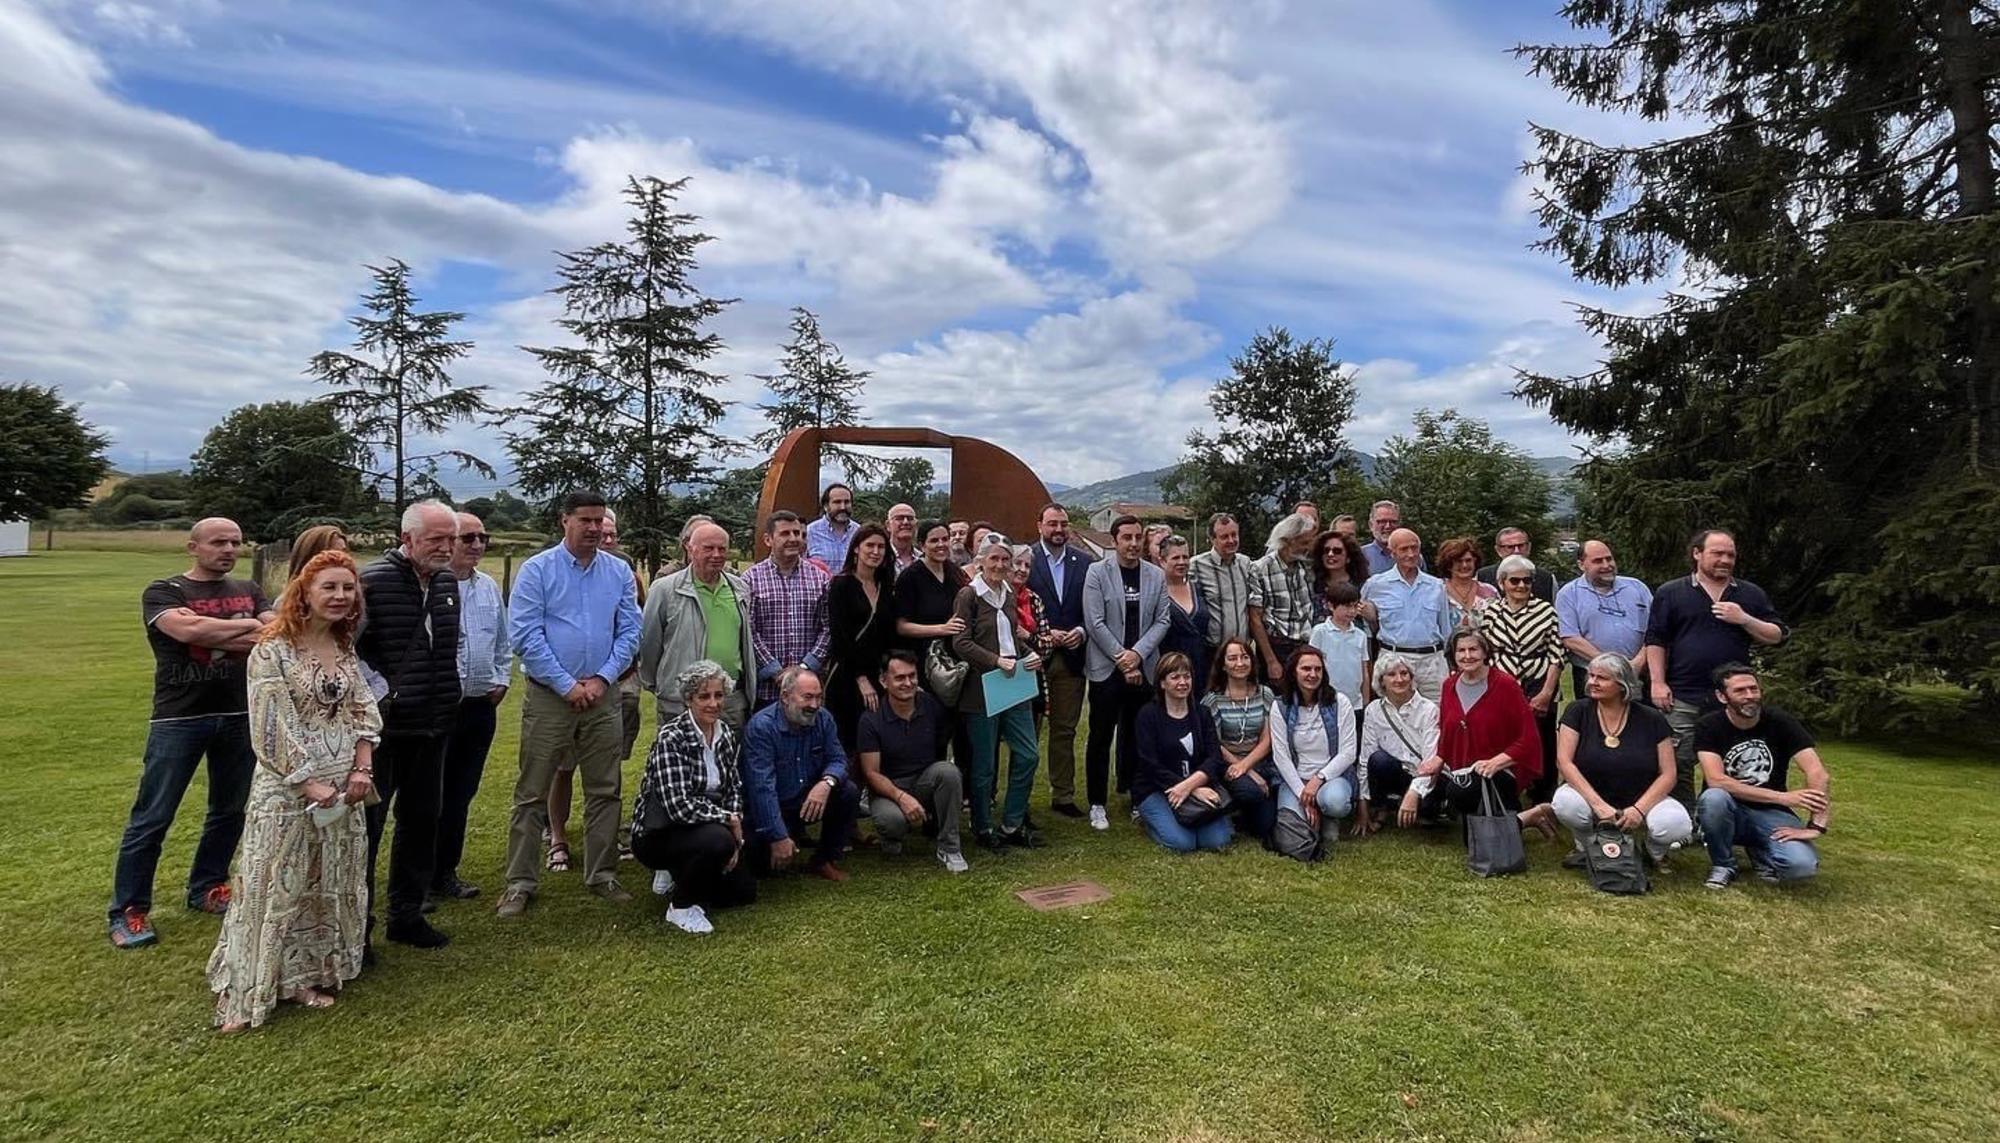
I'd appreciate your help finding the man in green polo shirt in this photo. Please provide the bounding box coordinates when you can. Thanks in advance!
[641,522,757,729]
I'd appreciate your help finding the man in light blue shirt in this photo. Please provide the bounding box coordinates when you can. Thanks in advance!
[496,491,643,918]
[803,482,858,571]
[1360,500,1427,578]
[435,511,511,903]
[1361,528,1453,700]
[1555,539,1653,694]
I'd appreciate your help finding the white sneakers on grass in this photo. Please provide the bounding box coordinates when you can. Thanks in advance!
[664,904,713,934]
[937,849,969,874]
[1088,805,1109,831]
[651,869,674,896]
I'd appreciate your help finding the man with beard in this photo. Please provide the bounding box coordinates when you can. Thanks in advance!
[804,482,858,571]
[1645,529,1786,809]
[740,667,858,881]
[108,517,273,949]
[1027,502,1092,817]
[1555,539,1652,696]
[1694,664,1829,889]
[745,510,831,712]
[356,500,461,952]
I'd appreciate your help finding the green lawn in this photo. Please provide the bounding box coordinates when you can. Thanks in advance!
[3,550,1997,1141]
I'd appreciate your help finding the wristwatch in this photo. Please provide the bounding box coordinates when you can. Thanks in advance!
[822,775,839,790]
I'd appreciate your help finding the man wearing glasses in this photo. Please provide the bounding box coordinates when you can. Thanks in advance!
[1554,539,1652,697]
[886,503,921,572]
[434,511,511,904]
[1476,527,1556,605]
[1360,500,1425,578]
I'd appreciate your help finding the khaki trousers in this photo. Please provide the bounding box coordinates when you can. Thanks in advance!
[1042,653,1085,806]
[505,682,624,892]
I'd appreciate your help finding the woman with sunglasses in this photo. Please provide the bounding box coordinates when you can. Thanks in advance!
[1479,554,1564,805]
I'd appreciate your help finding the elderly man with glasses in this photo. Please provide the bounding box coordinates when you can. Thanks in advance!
[1476,527,1557,605]
[433,512,511,905]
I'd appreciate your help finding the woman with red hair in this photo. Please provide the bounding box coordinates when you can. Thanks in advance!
[208,550,382,1032]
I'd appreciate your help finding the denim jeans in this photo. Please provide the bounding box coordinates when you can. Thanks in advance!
[745,781,859,873]
[1697,788,1819,880]
[970,705,1040,833]
[108,715,254,921]
[1274,769,1358,832]
[1136,792,1233,853]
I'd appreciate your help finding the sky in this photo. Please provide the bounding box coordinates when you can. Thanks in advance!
[2,0,1660,492]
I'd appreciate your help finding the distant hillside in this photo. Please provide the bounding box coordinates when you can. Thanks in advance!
[1060,455,1581,515]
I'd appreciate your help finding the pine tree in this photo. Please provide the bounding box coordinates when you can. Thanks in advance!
[0,382,108,520]
[308,260,492,515]
[752,306,882,482]
[505,176,736,574]
[1513,0,2000,727]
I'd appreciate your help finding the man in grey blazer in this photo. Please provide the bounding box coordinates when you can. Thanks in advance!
[1080,515,1171,831]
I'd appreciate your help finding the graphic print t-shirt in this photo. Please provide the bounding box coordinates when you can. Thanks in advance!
[1693,708,1815,792]
[143,576,271,720]
[1120,565,1143,650]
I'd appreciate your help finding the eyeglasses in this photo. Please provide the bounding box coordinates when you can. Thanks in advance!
[1503,576,1532,585]
[459,533,492,545]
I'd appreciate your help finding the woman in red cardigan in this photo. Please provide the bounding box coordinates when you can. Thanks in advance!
[1416,629,1559,838]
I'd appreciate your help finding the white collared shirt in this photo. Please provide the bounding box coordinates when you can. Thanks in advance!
[974,577,1017,657]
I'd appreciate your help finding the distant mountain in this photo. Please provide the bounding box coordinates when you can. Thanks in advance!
[1058,455,1582,515]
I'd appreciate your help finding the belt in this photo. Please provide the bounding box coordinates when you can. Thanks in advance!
[1378,642,1444,655]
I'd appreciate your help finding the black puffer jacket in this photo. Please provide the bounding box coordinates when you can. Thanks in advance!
[356,548,462,737]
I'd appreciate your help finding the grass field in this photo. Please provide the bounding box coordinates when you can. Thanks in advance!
[3,550,1997,1141]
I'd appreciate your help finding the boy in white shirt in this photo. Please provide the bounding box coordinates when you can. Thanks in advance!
[1309,583,1372,723]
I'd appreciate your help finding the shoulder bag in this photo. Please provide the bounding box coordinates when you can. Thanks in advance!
[1463,773,1528,877]
[1171,783,1235,827]
[925,637,968,706]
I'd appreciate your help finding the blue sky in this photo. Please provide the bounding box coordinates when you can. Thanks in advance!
[3,0,1654,490]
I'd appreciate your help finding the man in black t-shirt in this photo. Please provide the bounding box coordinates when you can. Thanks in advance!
[856,652,965,872]
[108,518,273,949]
[1693,664,1830,890]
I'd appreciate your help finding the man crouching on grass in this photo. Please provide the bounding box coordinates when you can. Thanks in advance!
[1694,664,1832,890]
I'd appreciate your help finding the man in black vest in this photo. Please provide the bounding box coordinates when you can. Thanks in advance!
[357,499,462,954]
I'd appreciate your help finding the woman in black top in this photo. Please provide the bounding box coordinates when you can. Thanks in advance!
[1550,652,1693,865]
[895,521,972,773]
[826,524,899,752]
[1131,651,1232,853]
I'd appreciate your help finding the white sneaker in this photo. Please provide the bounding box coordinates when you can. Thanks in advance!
[938,849,969,874]
[663,904,712,934]
[651,869,674,896]
[1088,805,1110,831]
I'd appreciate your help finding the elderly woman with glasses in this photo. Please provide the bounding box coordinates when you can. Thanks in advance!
[631,660,756,935]
[1550,652,1691,867]
[1156,534,1211,691]
[1479,554,1564,804]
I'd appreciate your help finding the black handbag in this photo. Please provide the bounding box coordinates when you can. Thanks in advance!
[1172,784,1235,827]
[1584,820,1649,895]
[924,638,968,706]
[1462,774,1528,877]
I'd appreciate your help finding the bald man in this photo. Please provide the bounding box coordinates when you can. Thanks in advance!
[1554,539,1653,696]
[640,521,758,729]
[1360,528,1453,700]
[110,517,274,949]
[886,503,920,572]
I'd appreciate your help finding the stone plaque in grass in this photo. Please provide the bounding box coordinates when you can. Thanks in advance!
[1015,881,1111,911]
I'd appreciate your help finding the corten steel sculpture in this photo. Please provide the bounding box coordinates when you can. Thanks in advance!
[754,427,1054,556]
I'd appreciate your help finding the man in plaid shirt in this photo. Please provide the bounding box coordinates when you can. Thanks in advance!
[1249,512,1318,683]
[745,511,832,708]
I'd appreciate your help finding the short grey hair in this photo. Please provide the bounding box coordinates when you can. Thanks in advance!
[776,665,820,696]
[675,659,734,702]
[1264,512,1316,558]
[1372,650,1416,693]
[678,514,714,546]
[976,531,1011,553]
[400,499,455,534]
[1496,554,1538,583]
[1157,534,1191,559]
[1587,652,1642,703]
[1010,543,1036,563]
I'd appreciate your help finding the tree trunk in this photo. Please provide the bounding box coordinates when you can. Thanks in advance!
[1938,0,1999,473]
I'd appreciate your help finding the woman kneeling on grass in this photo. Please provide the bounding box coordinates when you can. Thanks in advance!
[631,660,756,935]
[209,550,379,1033]
[1415,629,1559,842]
[1550,652,1691,870]
[1270,645,1366,860]
[1133,652,1232,853]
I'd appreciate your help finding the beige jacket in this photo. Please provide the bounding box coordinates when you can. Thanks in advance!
[639,566,757,717]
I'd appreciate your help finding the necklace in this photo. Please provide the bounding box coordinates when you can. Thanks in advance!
[1598,702,1630,748]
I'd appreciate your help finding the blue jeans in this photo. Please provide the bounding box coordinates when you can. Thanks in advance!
[1275,769,1358,832]
[1697,788,1819,880]
[1136,792,1233,853]
[108,715,254,921]
[969,705,1040,833]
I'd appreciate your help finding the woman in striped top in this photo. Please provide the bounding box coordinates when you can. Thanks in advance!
[1201,637,1278,842]
[1479,554,1564,804]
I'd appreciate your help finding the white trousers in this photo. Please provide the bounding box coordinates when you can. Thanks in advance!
[1551,784,1693,860]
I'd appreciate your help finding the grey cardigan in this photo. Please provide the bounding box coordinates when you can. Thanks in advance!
[638,566,758,717]
[1081,557,1171,683]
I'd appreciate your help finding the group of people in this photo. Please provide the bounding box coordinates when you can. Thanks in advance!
[104,487,1836,1034]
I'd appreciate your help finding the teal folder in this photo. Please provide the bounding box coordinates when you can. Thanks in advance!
[980,665,1038,715]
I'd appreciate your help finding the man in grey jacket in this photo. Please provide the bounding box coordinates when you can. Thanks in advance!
[1080,514,1171,831]
[640,522,758,729]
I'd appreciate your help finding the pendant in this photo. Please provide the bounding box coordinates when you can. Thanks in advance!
[1604,734,1621,748]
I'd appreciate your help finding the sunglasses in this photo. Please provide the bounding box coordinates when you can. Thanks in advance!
[459,533,492,545]
[1503,576,1532,585]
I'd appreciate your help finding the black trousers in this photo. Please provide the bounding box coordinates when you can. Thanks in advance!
[365,733,446,927]
[632,821,757,911]
[1430,769,1522,816]
[745,782,860,873]
[1526,704,1559,806]
[1085,673,1152,806]
[434,698,497,889]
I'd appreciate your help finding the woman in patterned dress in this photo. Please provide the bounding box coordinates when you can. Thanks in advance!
[208,550,380,1032]
[1479,554,1566,804]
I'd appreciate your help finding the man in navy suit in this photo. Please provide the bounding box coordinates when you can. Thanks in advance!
[1028,503,1092,818]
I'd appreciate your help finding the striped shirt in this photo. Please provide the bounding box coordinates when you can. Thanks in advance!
[1201,685,1275,751]
[1247,553,1315,642]
[1481,598,1563,692]
[1189,549,1254,646]
[744,557,831,704]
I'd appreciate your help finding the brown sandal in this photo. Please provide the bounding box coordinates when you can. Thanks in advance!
[547,841,571,873]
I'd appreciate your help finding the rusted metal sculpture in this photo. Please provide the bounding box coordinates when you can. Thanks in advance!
[753,427,1054,556]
